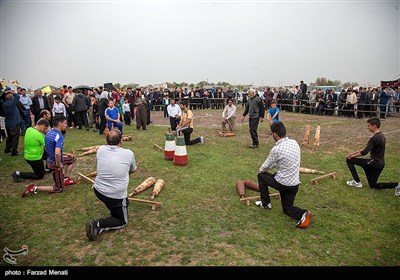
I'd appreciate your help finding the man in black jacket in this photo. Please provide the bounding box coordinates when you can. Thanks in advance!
[1,90,22,156]
[31,90,50,124]
[71,89,90,130]
[241,88,265,148]
[97,90,110,135]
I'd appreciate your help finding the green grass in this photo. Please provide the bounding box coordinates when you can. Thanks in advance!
[0,110,399,266]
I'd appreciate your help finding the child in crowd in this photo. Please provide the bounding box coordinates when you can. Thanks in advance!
[123,98,131,126]
[267,100,280,125]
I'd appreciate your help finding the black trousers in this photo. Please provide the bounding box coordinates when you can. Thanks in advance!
[146,110,151,125]
[66,105,75,127]
[257,172,306,221]
[19,159,45,180]
[180,127,201,145]
[94,188,129,232]
[75,111,89,129]
[169,117,180,131]
[124,112,131,125]
[98,114,107,134]
[249,117,260,146]
[346,157,398,189]
[5,124,20,155]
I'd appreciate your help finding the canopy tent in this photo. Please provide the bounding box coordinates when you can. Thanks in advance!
[380,74,400,88]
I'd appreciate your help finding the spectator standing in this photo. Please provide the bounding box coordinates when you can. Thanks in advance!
[241,89,265,148]
[19,88,32,136]
[2,90,22,156]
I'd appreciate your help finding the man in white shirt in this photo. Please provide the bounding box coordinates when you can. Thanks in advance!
[256,121,312,229]
[221,99,237,132]
[52,96,66,118]
[166,98,181,132]
[86,129,137,241]
[19,88,33,136]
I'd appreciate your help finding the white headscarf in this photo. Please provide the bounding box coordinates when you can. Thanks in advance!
[100,90,109,100]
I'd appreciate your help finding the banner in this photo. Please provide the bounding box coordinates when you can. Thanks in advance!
[41,85,52,94]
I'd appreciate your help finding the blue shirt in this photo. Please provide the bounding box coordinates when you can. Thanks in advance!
[105,107,119,127]
[45,129,64,163]
[268,107,280,123]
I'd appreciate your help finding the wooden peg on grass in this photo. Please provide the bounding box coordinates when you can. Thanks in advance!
[78,148,98,156]
[301,124,311,146]
[310,172,336,185]
[78,172,94,188]
[78,145,100,151]
[153,143,163,151]
[239,193,281,205]
[313,125,320,148]
[128,197,163,211]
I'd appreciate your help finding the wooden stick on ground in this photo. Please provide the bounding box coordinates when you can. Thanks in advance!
[78,172,94,188]
[153,143,163,151]
[240,196,251,206]
[78,148,98,156]
[77,145,100,151]
[310,172,337,185]
[299,167,325,174]
[239,193,281,204]
[128,197,163,210]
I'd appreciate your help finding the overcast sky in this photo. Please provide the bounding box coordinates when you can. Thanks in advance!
[1,0,399,89]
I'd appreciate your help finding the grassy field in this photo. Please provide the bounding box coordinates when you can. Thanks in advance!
[0,109,399,266]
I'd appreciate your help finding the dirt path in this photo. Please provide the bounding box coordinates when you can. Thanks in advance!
[149,107,400,150]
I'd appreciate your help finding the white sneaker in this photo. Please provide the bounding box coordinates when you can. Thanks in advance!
[200,136,204,144]
[394,183,400,197]
[255,201,272,210]
[346,180,362,188]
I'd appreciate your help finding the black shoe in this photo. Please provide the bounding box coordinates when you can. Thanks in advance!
[11,171,21,183]
[248,145,258,149]
[86,219,100,241]
[4,149,11,154]
[11,152,20,156]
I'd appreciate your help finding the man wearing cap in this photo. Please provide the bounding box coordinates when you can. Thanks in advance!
[1,90,22,156]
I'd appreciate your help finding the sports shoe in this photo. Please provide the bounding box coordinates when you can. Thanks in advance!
[64,178,79,186]
[248,145,258,149]
[346,180,362,188]
[296,211,313,229]
[21,184,37,197]
[86,219,100,241]
[200,136,204,144]
[11,171,21,183]
[394,183,400,197]
[255,200,272,210]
